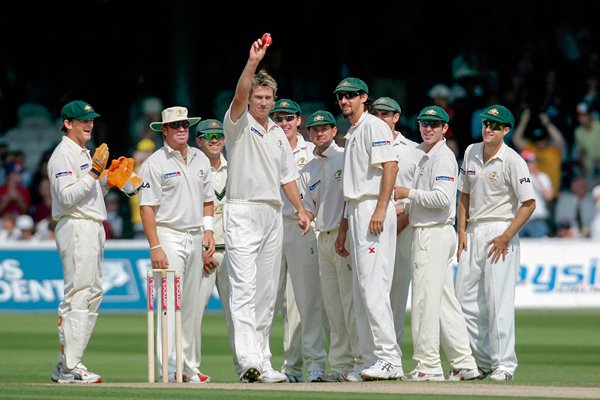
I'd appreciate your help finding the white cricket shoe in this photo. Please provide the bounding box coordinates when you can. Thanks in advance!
[259,368,286,383]
[360,360,403,380]
[447,368,481,381]
[490,369,513,381]
[57,365,102,384]
[402,369,445,382]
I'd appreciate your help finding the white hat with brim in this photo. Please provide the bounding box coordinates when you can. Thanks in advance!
[149,106,201,132]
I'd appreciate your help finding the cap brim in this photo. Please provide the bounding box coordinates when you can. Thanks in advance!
[74,112,100,120]
[373,104,398,112]
[270,108,299,115]
[197,128,224,135]
[307,121,335,128]
[333,86,362,93]
[480,114,507,125]
[418,116,447,122]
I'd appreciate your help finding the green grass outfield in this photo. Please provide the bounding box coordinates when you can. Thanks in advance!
[0,309,599,399]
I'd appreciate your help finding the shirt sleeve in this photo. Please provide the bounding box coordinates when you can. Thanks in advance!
[410,155,457,209]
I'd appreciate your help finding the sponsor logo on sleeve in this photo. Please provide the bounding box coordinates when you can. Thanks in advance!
[435,175,455,181]
[372,140,391,147]
[519,177,531,184]
[80,163,91,170]
[251,127,264,138]
[164,171,182,179]
[309,179,321,191]
[55,171,72,178]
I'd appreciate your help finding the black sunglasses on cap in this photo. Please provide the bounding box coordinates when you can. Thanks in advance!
[273,114,297,123]
[336,91,362,101]
[166,120,190,129]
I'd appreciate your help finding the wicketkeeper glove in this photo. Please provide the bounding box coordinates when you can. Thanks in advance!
[107,156,143,197]
[90,143,109,179]
[98,159,121,189]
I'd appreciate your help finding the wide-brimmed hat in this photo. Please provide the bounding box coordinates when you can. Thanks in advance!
[149,106,201,131]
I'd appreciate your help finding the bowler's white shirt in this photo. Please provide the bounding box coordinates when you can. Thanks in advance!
[224,107,297,207]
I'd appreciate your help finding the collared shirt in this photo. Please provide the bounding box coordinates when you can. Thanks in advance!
[281,134,315,217]
[408,139,458,227]
[223,107,297,207]
[300,142,345,232]
[458,142,534,222]
[138,143,214,232]
[48,136,107,222]
[343,112,397,201]
[393,131,421,206]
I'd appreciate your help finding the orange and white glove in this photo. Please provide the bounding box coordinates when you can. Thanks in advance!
[89,143,109,179]
[98,158,121,189]
[107,157,143,197]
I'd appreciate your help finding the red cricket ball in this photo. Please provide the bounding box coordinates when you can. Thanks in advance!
[261,33,272,46]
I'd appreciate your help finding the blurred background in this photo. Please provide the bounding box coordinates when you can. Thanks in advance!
[1,0,600,239]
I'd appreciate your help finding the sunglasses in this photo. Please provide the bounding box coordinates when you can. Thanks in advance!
[419,120,445,128]
[198,133,224,140]
[336,91,362,101]
[167,120,190,129]
[482,120,506,131]
[272,114,297,123]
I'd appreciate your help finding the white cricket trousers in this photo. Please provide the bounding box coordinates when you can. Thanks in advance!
[392,225,413,350]
[317,228,361,373]
[410,224,477,375]
[224,201,282,371]
[196,250,238,373]
[347,199,401,367]
[155,226,204,378]
[455,220,519,375]
[274,217,326,375]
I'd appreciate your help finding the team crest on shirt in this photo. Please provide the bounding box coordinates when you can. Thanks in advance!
[164,171,182,179]
[297,157,307,167]
[55,171,73,178]
[350,138,357,148]
[198,169,205,180]
[334,170,342,181]
[277,140,283,148]
[488,171,499,182]
[309,179,321,191]
[251,127,264,138]
[519,177,531,184]
[460,167,476,176]
[80,163,91,170]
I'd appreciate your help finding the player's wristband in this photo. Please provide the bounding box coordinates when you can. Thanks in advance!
[150,244,161,250]
[90,168,102,178]
[202,216,215,232]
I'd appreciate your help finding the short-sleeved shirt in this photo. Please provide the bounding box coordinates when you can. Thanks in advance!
[48,136,107,222]
[138,143,214,232]
[408,139,458,227]
[281,134,315,217]
[343,113,397,201]
[458,142,535,222]
[223,107,298,207]
[300,142,345,232]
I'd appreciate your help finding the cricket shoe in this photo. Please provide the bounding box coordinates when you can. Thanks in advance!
[239,364,262,383]
[171,372,211,383]
[339,370,363,382]
[477,366,492,380]
[490,369,513,381]
[447,368,481,381]
[360,359,403,380]
[308,369,324,382]
[50,354,64,382]
[284,373,304,383]
[57,365,102,384]
[259,368,286,383]
[316,371,342,382]
[402,369,445,382]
